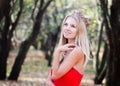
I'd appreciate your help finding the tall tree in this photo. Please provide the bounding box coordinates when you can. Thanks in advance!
[40,3,61,66]
[99,0,120,85]
[94,21,107,84]
[0,0,23,80]
[8,0,53,80]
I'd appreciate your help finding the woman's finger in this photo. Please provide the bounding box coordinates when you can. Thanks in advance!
[67,44,76,48]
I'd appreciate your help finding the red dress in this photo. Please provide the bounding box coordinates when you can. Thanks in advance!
[51,68,83,86]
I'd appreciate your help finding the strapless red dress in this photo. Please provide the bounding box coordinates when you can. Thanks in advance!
[51,68,83,86]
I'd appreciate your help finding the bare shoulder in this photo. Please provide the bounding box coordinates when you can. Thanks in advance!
[73,46,84,54]
[70,46,84,60]
[69,46,84,66]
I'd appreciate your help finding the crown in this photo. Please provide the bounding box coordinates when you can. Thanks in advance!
[72,11,89,27]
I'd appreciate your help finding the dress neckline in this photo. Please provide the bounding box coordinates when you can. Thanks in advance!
[72,67,83,76]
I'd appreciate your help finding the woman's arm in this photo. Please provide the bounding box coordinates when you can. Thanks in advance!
[46,71,55,86]
[52,49,61,74]
[51,44,75,76]
[51,47,84,80]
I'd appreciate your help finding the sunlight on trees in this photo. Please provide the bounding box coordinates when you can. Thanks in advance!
[0,0,119,85]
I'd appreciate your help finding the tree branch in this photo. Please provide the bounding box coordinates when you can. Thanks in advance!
[40,0,44,9]
[10,0,17,15]
[42,0,53,12]
[31,0,39,21]
[9,0,23,38]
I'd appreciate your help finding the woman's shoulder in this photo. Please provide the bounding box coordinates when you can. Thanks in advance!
[73,46,83,53]
[71,46,84,58]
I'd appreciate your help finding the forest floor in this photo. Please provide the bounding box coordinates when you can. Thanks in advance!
[0,50,105,86]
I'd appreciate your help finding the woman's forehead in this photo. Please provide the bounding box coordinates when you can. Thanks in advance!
[64,16,77,24]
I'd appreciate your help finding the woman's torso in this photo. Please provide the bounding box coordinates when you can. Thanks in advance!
[52,68,83,86]
[52,49,85,86]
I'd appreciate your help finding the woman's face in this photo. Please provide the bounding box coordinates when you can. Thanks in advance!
[63,17,77,43]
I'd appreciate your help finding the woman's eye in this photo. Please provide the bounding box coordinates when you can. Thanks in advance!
[71,25,75,28]
[64,23,68,26]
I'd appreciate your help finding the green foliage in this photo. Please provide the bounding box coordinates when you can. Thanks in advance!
[12,0,35,42]
[12,0,102,57]
[42,0,101,53]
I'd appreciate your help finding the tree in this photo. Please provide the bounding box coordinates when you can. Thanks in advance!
[8,0,53,80]
[99,0,120,85]
[0,0,23,80]
[94,20,107,84]
[40,2,62,66]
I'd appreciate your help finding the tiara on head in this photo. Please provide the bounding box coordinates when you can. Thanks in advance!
[72,11,89,27]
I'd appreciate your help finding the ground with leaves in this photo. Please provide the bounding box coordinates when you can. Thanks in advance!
[0,50,105,86]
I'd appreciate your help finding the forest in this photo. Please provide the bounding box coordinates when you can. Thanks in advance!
[0,0,120,86]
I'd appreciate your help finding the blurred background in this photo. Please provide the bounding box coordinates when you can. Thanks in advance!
[0,0,120,86]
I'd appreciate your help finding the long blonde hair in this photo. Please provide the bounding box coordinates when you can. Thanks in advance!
[58,11,90,66]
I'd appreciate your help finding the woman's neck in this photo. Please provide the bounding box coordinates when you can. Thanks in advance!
[68,39,75,44]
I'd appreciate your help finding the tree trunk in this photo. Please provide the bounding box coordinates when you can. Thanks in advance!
[95,20,104,77]
[40,26,60,66]
[40,7,61,66]
[99,0,120,85]
[0,0,11,80]
[0,0,23,80]
[0,34,11,80]
[94,43,108,84]
[106,0,120,85]
[8,40,30,80]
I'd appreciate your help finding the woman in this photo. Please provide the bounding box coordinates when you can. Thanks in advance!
[46,11,90,86]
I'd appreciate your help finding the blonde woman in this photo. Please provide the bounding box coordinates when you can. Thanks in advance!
[46,11,90,86]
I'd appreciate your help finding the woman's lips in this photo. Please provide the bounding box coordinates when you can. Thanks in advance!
[64,31,71,35]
